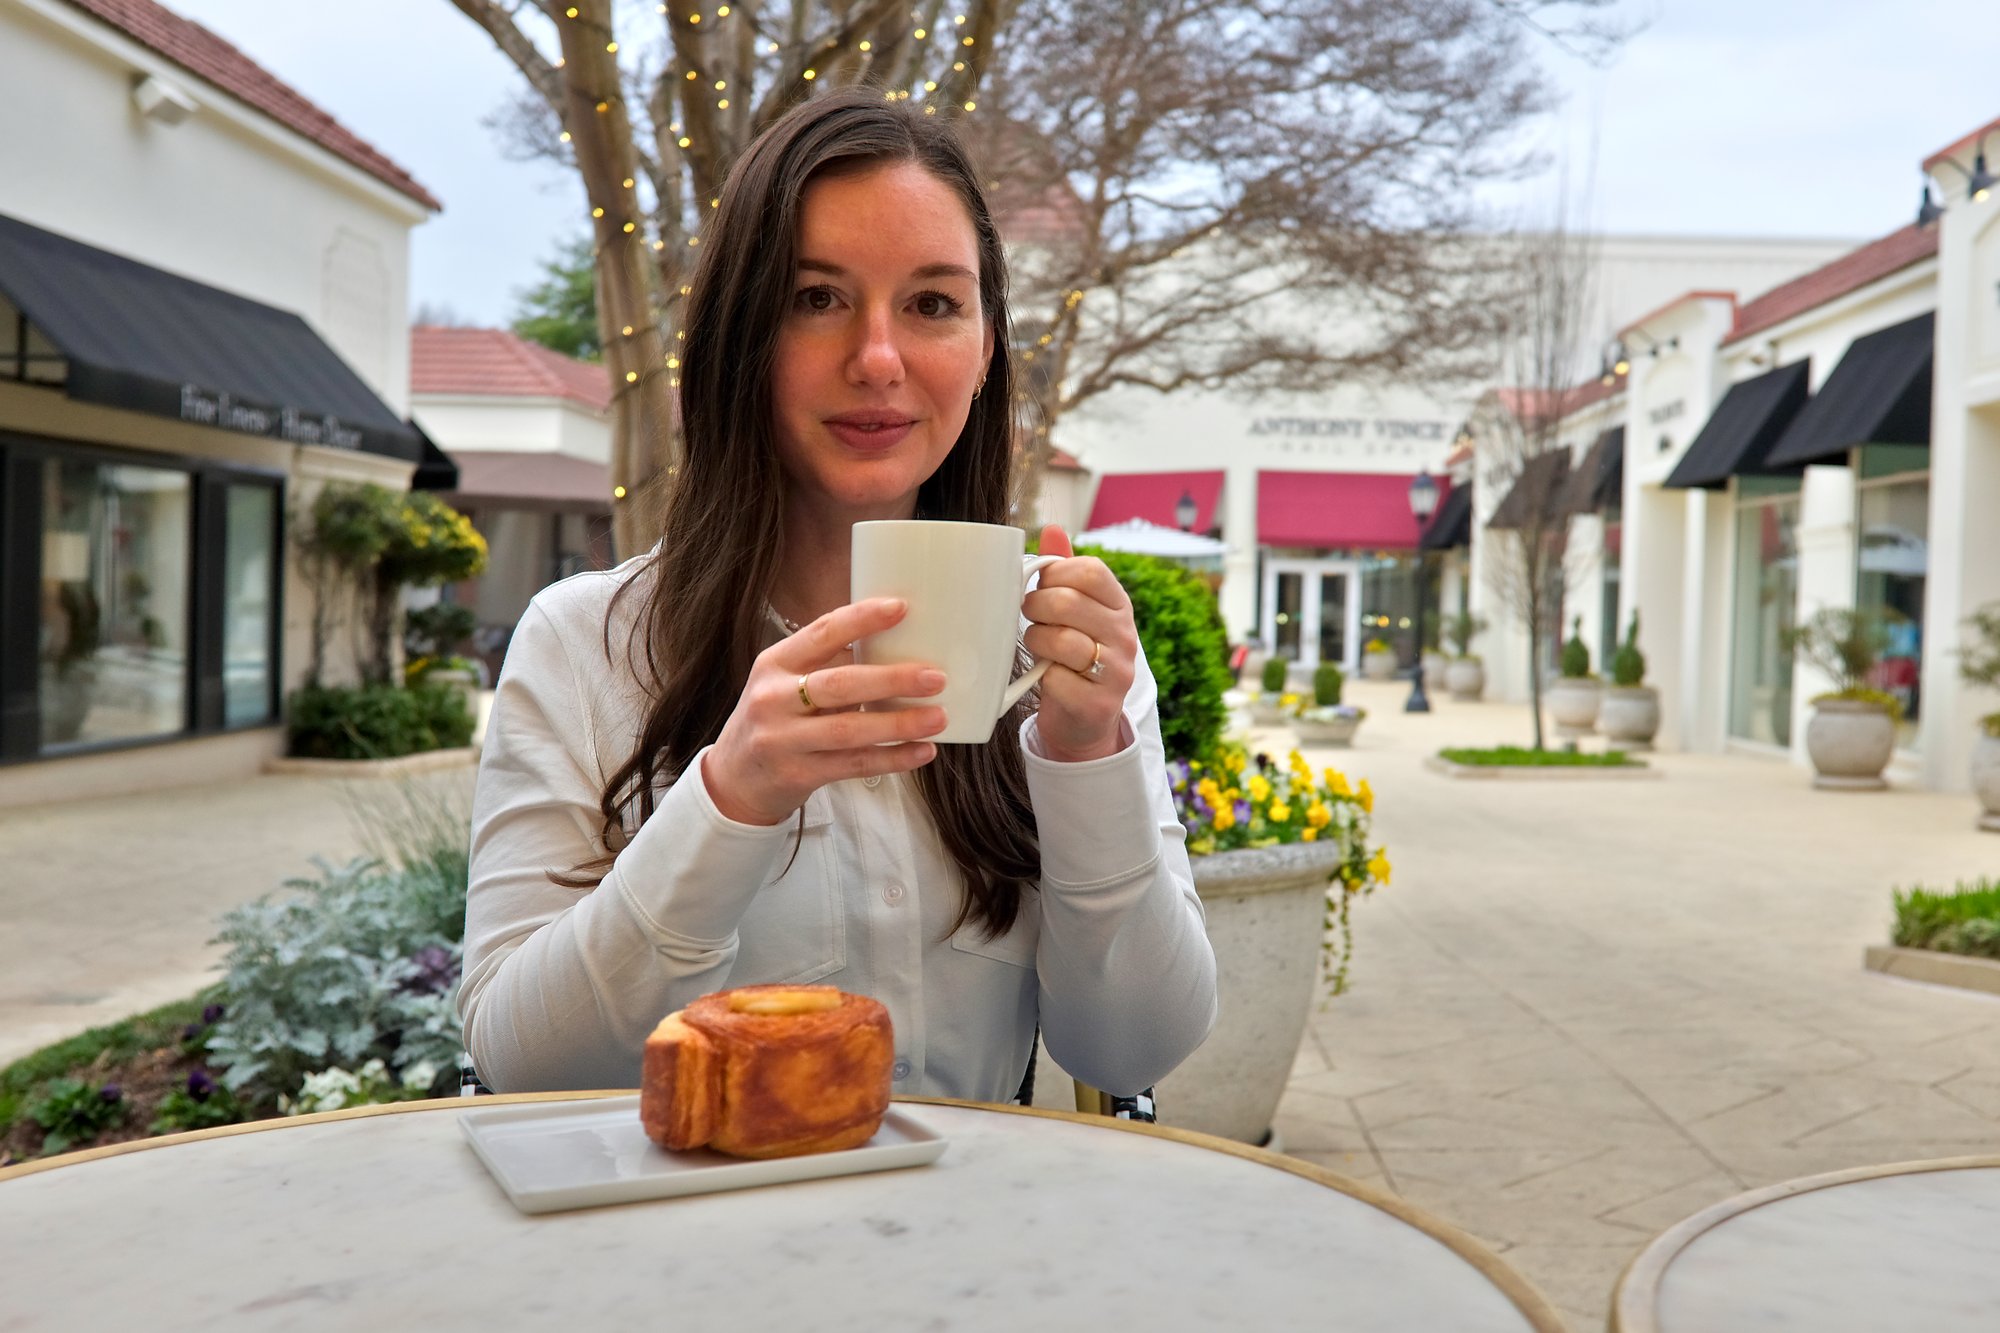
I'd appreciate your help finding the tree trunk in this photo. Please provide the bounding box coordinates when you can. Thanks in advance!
[368,567,400,688]
[556,3,679,560]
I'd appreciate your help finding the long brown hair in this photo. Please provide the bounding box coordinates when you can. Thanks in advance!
[562,88,1039,939]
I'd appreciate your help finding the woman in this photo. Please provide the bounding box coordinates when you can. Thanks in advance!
[460,87,1216,1101]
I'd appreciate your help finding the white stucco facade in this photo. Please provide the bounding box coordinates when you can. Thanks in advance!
[0,0,434,806]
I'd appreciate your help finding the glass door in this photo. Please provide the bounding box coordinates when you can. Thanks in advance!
[1318,571,1348,667]
[1263,557,1361,673]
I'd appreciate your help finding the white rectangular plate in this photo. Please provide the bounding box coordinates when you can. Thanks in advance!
[459,1096,947,1215]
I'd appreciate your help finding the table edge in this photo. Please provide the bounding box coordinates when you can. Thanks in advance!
[1608,1154,2000,1333]
[3,1090,1566,1333]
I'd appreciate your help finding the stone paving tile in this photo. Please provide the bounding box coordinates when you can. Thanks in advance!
[1496,1243,1647,1333]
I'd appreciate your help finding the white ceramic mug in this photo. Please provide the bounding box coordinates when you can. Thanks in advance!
[851,520,1059,744]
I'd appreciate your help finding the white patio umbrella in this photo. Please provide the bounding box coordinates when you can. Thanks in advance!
[1073,517,1229,560]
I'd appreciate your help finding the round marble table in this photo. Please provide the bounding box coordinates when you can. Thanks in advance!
[1612,1156,2000,1332]
[1,1094,1563,1331]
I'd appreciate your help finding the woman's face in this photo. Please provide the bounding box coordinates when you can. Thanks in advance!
[771,161,993,523]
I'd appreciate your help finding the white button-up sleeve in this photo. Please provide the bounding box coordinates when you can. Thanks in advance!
[1019,640,1218,1095]
[458,595,793,1093]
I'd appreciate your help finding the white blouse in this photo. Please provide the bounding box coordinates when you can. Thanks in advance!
[458,556,1217,1101]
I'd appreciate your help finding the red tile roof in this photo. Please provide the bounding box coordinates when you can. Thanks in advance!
[62,0,440,211]
[1494,372,1625,424]
[1924,114,2000,172]
[1618,290,1737,338]
[1723,224,1938,346]
[1048,447,1083,472]
[411,327,613,412]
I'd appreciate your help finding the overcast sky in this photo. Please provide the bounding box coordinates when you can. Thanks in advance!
[165,0,2000,329]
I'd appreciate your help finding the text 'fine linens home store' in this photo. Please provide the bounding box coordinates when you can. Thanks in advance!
[0,0,447,807]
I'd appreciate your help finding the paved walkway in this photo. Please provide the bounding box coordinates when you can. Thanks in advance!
[1267,679,2000,1331]
[3,685,1997,1328]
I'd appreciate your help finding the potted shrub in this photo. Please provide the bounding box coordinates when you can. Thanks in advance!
[1546,616,1602,739]
[1960,603,2000,832]
[1293,662,1365,747]
[1442,610,1487,701]
[1250,655,1292,726]
[1599,610,1662,749]
[1783,608,1900,790]
[1158,747,1390,1144]
[1361,637,1399,681]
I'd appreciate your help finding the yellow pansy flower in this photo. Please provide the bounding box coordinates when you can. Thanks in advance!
[1367,851,1392,884]
[1268,801,1291,822]
[1247,774,1272,803]
[1300,827,1318,842]
[1357,778,1374,813]
[1214,803,1237,832]
[1227,751,1247,773]
[1324,769,1353,798]
[1306,801,1332,828]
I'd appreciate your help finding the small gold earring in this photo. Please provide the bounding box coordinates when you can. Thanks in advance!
[972,376,986,400]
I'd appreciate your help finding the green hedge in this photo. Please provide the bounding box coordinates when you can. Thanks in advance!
[1077,547,1232,762]
[1439,746,1640,768]
[286,683,473,760]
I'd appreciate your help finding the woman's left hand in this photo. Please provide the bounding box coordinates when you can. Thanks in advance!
[1023,525,1138,763]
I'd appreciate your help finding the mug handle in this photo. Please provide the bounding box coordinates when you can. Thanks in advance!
[998,554,1064,715]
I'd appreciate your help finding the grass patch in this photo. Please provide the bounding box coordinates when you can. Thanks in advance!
[1438,746,1641,768]
[0,993,212,1139]
[1892,878,2000,959]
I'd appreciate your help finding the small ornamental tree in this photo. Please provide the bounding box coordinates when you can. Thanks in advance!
[1961,603,2000,738]
[1560,616,1591,679]
[1261,656,1290,695]
[1611,610,1646,688]
[1314,662,1345,707]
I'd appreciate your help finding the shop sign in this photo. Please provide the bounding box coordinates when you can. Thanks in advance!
[1648,399,1685,426]
[178,384,364,449]
[1246,415,1449,459]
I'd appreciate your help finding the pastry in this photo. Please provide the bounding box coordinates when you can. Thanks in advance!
[640,985,894,1159]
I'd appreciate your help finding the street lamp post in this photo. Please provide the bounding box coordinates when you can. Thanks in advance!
[1405,469,1440,713]
[1174,489,1198,532]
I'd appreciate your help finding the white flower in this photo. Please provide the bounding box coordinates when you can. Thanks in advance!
[400,1060,439,1091]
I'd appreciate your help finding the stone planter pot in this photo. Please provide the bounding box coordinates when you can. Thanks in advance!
[1293,714,1362,748]
[1599,685,1661,749]
[1249,698,1290,727]
[1445,658,1485,701]
[1157,840,1344,1145]
[1546,677,1602,739]
[1362,649,1399,681]
[1969,731,2000,832]
[1804,698,1896,790]
[1421,651,1449,695]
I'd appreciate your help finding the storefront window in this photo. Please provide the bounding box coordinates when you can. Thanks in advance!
[222,484,277,727]
[1855,448,1928,749]
[1728,478,1800,747]
[40,459,190,750]
[1600,506,1623,668]
[1359,553,1419,665]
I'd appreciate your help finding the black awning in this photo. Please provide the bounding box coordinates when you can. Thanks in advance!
[1663,360,1810,490]
[1562,427,1624,514]
[0,211,420,462]
[1419,480,1473,550]
[408,421,460,491]
[1486,451,1571,531]
[1765,312,1933,468]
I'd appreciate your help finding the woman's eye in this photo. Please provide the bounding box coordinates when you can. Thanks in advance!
[913,291,965,319]
[795,286,838,313]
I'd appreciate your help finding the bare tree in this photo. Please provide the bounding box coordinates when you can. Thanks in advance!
[971,0,1626,519]
[447,0,1009,555]
[1475,210,1606,751]
[448,1,1623,551]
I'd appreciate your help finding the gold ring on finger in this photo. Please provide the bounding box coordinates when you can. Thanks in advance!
[798,673,819,713]
[1087,640,1107,680]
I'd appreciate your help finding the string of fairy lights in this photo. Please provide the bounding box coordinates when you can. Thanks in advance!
[543,6,1093,497]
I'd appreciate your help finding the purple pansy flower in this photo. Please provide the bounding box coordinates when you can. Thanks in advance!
[187,1068,216,1101]
[201,1003,226,1025]
[99,1084,122,1103]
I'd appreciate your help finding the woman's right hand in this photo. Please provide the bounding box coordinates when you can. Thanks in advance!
[700,598,948,826]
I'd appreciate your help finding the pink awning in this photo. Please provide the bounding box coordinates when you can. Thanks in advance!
[1257,471,1432,550]
[1086,470,1225,533]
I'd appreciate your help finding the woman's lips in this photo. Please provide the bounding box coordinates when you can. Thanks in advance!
[825,417,915,452]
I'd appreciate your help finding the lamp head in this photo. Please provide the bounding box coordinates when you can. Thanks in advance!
[1174,489,1198,531]
[1972,152,1995,204]
[1407,468,1440,522]
[1917,181,1945,227]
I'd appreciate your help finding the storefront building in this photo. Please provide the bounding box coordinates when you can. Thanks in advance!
[0,0,439,805]
[1054,236,1852,677]
[1478,111,2000,795]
